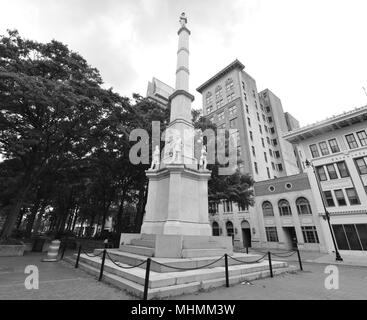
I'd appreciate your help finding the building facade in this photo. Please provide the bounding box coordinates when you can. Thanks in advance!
[146,77,174,107]
[196,59,302,249]
[284,106,367,255]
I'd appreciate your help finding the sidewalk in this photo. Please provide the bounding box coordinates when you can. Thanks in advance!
[0,252,136,300]
[243,248,367,268]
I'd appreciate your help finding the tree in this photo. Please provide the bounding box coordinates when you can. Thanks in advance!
[0,30,126,239]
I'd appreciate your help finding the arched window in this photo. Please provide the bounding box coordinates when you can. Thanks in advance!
[215,85,223,100]
[212,222,220,236]
[296,197,312,215]
[226,221,234,237]
[206,91,213,105]
[262,201,274,217]
[225,78,234,92]
[278,199,292,216]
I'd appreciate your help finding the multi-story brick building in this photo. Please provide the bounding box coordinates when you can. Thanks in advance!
[284,106,367,254]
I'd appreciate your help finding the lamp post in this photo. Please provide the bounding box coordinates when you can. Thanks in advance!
[305,159,343,261]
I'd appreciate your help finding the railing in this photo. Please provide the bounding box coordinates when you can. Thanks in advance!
[60,244,303,300]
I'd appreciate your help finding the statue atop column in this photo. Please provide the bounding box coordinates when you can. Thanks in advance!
[179,12,187,27]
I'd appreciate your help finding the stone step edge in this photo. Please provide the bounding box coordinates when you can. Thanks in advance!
[64,256,296,299]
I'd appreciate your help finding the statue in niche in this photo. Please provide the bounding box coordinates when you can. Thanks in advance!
[199,145,208,170]
[172,136,183,163]
[179,12,187,27]
[149,145,160,170]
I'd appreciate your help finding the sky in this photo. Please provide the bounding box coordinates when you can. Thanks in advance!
[1,0,367,127]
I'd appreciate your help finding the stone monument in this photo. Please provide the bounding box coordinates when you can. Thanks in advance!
[121,13,233,258]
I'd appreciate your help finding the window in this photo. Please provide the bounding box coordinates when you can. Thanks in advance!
[245,104,249,113]
[271,162,275,170]
[215,85,223,100]
[269,149,273,157]
[205,91,213,105]
[334,189,347,206]
[226,221,234,237]
[257,112,260,121]
[328,139,340,153]
[276,164,283,172]
[333,224,367,251]
[255,101,258,109]
[355,157,367,175]
[357,131,367,146]
[275,151,280,158]
[267,167,271,179]
[247,117,251,126]
[218,111,224,121]
[229,118,237,129]
[227,92,235,102]
[323,191,335,207]
[229,105,237,115]
[336,161,349,178]
[264,125,268,133]
[252,89,256,98]
[242,81,245,90]
[212,221,220,236]
[209,202,219,215]
[319,141,330,156]
[270,127,275,134]
[267,137,271,145]
[346,188,360,205]
[223,200,233,213]
[326,164,338,179]
[244,92,247,101]
[261,138,265,148]
[237,145,241,157]
[252,146,256,156]
[262,202,274,217]
[302,226,319,243]
[225,78,234,92]
[316,166,327,181]
[266,106,271,113]
[206,105,213,114]
[259,125,262,134]
[309,144,320,158]
[254,162,258,174]
[262,114,266,122]
[265,227,279,242]
[272,139,278,146]
[278,199,292,216]
[249,131,253,141]
[216,99,224,108]
[345,134,358,149]
[296,197,312,215]
[268,116,273,123]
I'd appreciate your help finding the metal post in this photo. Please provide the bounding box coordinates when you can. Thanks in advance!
[143,258,151,300]
[268,252,273,278]
[296,249,303,271]
[75,245,82,268]
[224,254,229,287]
[305,160,343,262]
[98,249,107,281]
[60,243,66,260]
[246,246,249,254]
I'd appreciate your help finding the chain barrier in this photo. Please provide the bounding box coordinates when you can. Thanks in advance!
[150,255,226,271]
[106,252,147,269]
[227,253,268,264]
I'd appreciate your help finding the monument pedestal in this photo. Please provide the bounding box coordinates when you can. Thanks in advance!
[141,164,212,237]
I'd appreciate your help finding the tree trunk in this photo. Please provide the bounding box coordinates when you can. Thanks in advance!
[25,197,41,238]
[0,183,30,239]
[134,183,148,233]
[100,202,111,235]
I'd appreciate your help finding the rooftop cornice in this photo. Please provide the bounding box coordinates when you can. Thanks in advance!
[196,59,245,93]
[283,105,367,143]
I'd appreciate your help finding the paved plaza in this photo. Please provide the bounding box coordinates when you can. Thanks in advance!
[0,251,366,300]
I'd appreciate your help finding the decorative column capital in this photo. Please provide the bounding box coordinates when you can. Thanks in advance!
[169,90,195,103]
[178,26,191,35]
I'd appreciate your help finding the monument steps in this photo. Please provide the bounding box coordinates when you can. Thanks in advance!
[130,239,156,248]
[182,248,228,258]
[119,244,155,257]
[64,252,297,299]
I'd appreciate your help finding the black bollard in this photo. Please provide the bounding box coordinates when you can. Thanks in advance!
[99,249,107,281]
[143,258,151,300]
[246,246,249,254]
[224,254,229,287]
[60,243,66,260]
[75,245,82,268]
[296,249,303,271]
[268,252,273,278]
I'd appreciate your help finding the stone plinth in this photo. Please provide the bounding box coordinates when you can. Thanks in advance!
[141,164,212,237]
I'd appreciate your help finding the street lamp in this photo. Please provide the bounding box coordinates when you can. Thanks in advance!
[305,159,343,262]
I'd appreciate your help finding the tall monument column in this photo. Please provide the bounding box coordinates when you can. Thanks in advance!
[140,13,212,236]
